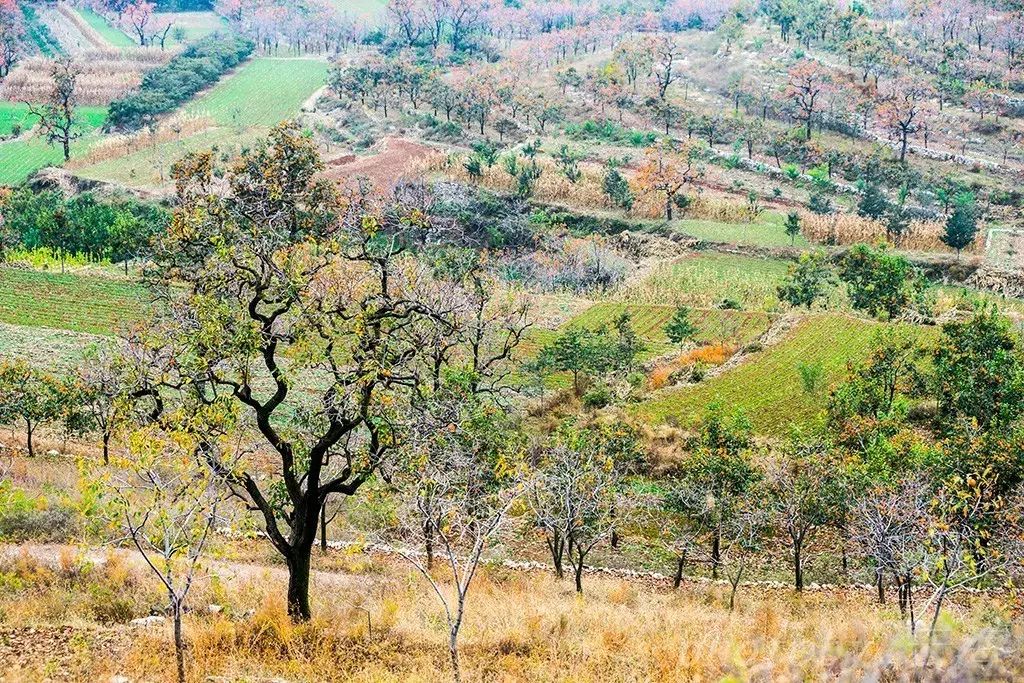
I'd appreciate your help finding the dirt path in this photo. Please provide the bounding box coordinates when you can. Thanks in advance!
[0,542,370,594]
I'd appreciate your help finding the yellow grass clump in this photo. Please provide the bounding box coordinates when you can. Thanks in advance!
[65,114,216,168]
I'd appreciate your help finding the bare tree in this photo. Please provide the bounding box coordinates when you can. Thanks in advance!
[391,396,525,683]
[107,424,234,683]
[531,444,622,593]
[27,58,81,162]
[851,477,931,624]
[651,36,682,100]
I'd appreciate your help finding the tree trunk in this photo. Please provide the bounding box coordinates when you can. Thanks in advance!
[573,549,585,594]
[425,518,435,570]
[672,552,686,589]
[173,601,185,683]
[876,568,885,605]
[320,503,329,554]
[665,196,673,221]
[286,546,313,621]
[711,532,721,580]
[449,630,461,683]
[728,566,744,612]
[547,532,565,579]
[25,419,34,457]
[102,432,110,465]
[793,541,803,591]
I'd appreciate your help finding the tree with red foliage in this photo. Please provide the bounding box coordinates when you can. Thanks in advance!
[786,59,832,140]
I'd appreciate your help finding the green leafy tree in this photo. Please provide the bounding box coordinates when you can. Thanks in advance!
[934,305,1024,434]
[838,244,928,320]
[664,305,697,344]
[536,314,645,396]
[941,193,978,259]
[857,183,889,220]
[668,404,758,578]
[129,123,527,622]
[602,165,634,211]
[0,360,68,457]
[778,250,835,309]
[784,211,802,245]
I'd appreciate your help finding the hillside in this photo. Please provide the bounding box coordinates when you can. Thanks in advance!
[3,0,1024,681]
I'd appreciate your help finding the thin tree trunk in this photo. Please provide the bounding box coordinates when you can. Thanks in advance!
[672,551,686,589]
[173,600,185,683]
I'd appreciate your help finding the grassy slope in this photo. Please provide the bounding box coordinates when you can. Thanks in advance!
[632,314,887,433]
[0,323,97,369]
[76,8,136,48]
[332,0,387,20]
[78,58,329,187]
[0,269,146,336]
[158,11,229,45]
[670,214,810,248]
[0,107,109,185]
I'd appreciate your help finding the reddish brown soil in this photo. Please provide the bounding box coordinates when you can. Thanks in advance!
[323,137,438,191]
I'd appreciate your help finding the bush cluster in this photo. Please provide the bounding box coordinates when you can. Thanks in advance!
[107,35,255,130]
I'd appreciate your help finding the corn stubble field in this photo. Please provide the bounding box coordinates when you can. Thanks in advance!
[5,0,1024,680]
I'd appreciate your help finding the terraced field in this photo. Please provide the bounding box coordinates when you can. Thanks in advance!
[632,314,893,433]
[569,303,774,348]
[0,107,109,185]
[0,269,147,336]
[76,8,136,48]
[671,214,809,248]
[78,58,330,187]
[622,252,792,311]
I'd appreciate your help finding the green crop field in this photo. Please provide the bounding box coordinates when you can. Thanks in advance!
[632,314,892,433]
[567,303,774,357]
[0,268,147,336]
[515,303,775,365]
[623,253,792,312]
[0,103,38,137]
[0,107,108,185]
[670,214,809,248]
[77,8,136,48]
[79,58,330,187]
[183,58,329,127]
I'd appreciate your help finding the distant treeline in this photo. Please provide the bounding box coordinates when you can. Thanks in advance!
[107,34,254,130]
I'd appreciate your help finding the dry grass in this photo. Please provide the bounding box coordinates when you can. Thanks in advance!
[65,114,215,168]
[0,536,1020,681]
[649,343,737,389]
[800,212,974,254]
[66,558,1024,681]
[0,50,171,106]
[421,154,762,224]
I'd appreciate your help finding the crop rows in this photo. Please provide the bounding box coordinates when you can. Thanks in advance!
[0,269,147,336]
[79,58,329,187]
